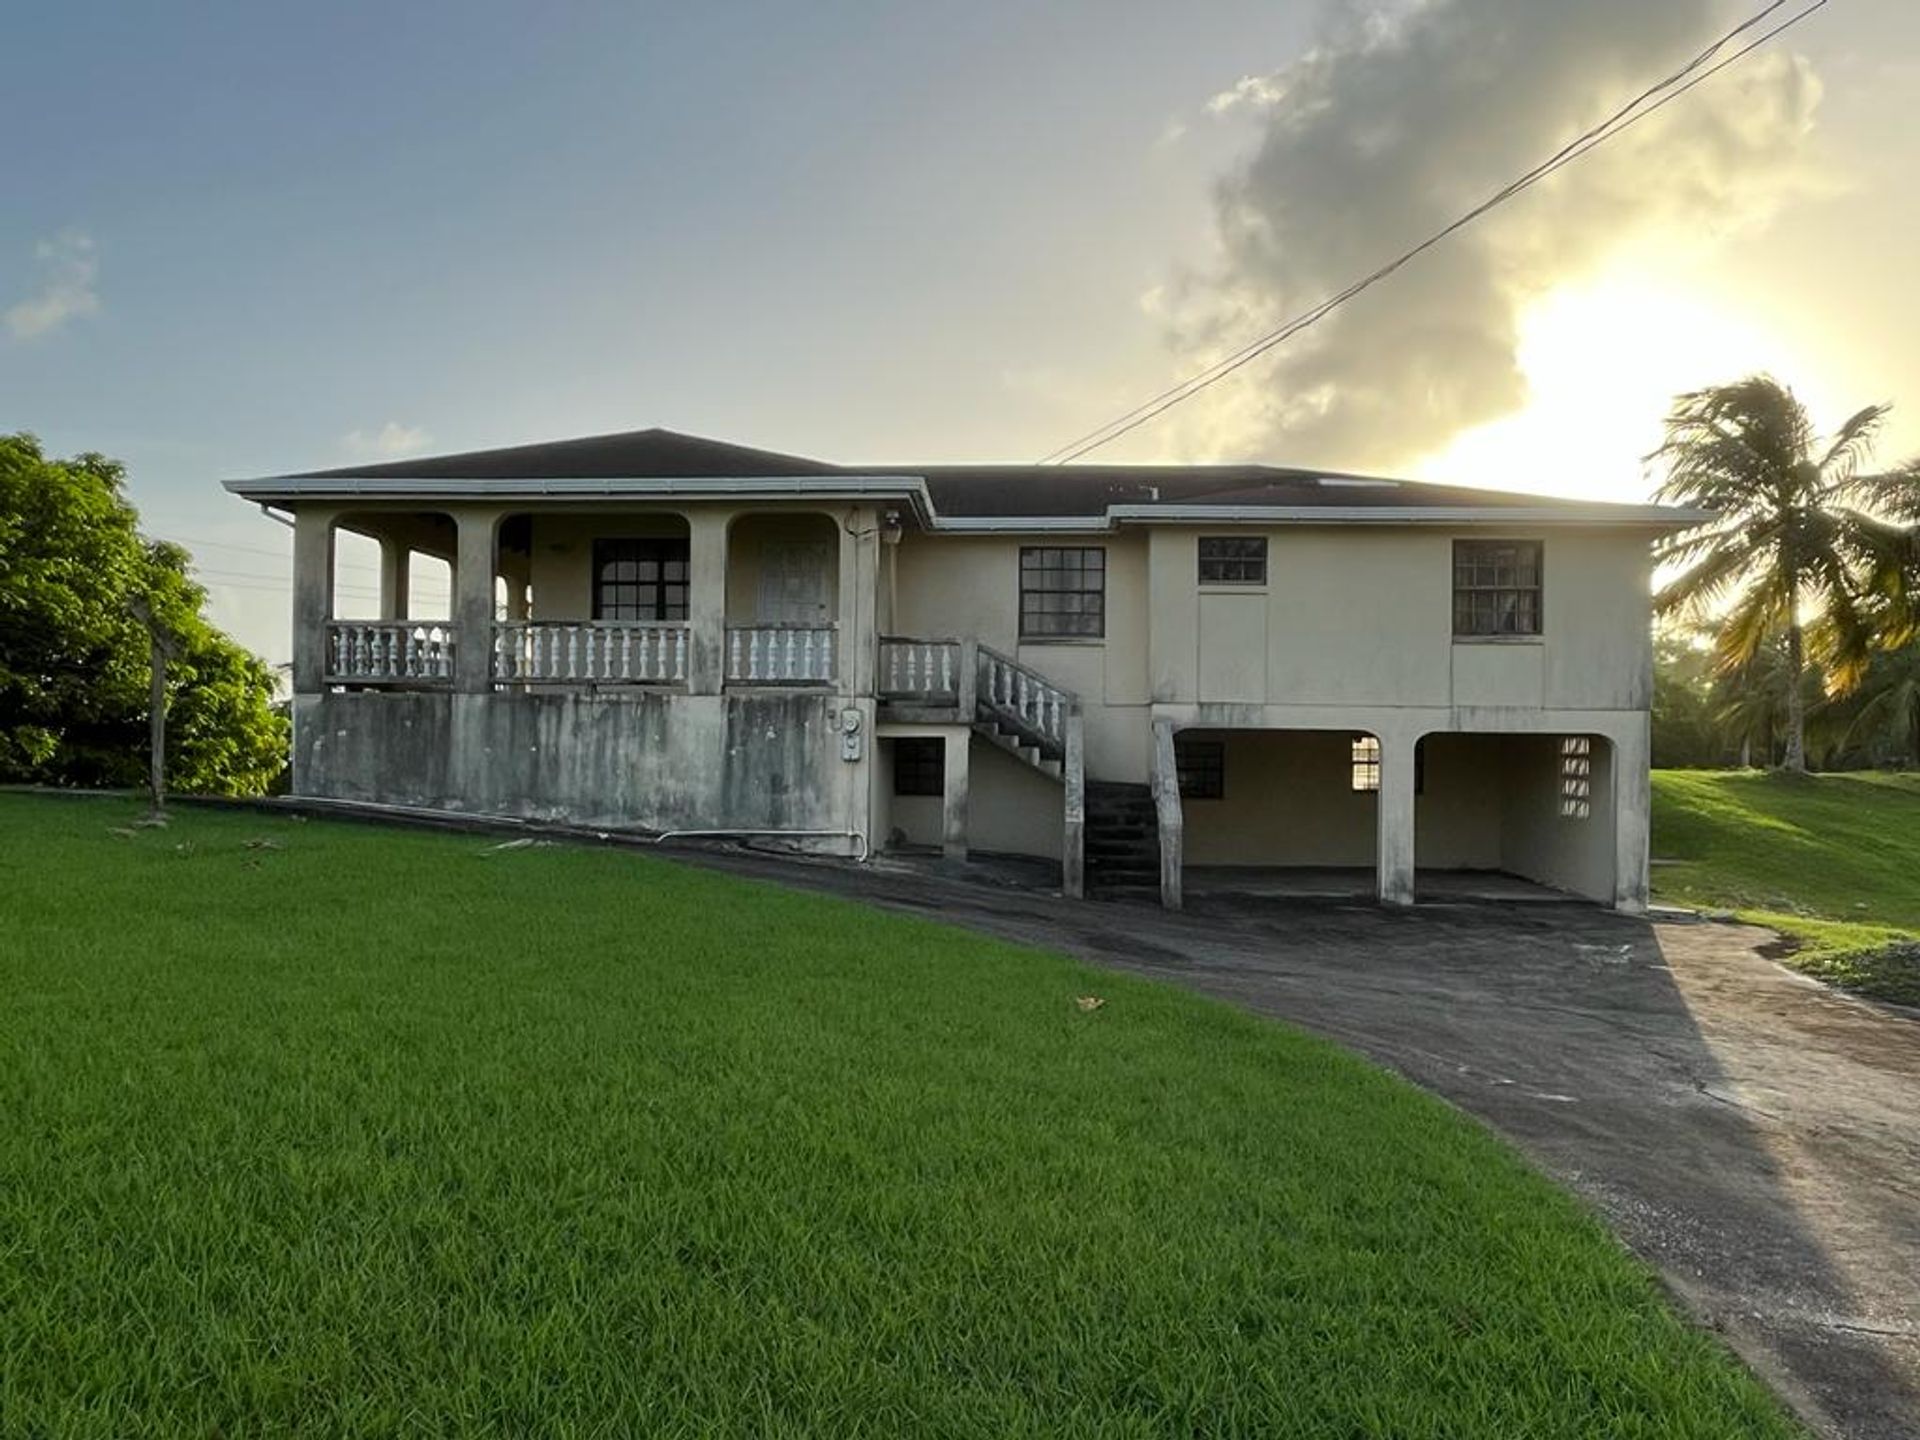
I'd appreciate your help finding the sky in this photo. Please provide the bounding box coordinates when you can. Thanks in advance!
[4,0,1917,666]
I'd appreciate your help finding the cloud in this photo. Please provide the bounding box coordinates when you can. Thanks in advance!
[1157,0,1824,470]
[1206,74,1292,116]
[4,231,100,340]
[342,421,433,460]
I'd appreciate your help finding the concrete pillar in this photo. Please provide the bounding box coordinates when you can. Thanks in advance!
[836,508,876,699]
[1377,730,1417,906]
[1610,716,1651,913]
[451,507,498,694]
[687,510,729,695]
[378,537,410,621]
[1062,710,1085,899]
[941,727,970,863]
[290,506,337,695]
[1150,719,1182,911]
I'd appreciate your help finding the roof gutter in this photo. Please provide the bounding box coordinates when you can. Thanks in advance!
[222,474,940,526]
[223,474,1710,532]
[1104,502,1711,530]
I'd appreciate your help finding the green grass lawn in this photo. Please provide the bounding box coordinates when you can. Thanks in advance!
[1651,769,1920,1006]
[0,794,1796,1438]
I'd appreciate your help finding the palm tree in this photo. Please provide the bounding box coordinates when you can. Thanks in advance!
[1651,376,1920,772]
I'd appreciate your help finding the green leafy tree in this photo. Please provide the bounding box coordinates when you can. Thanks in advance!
[0,435,286,793]
[1834,642,1920,768]
[1651,376,1920,772]
[1651,632,1729,767]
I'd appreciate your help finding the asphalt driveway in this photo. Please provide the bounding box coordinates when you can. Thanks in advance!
[680,848,1920,1440]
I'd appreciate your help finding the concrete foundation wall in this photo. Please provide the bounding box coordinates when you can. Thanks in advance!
[293,690,872,839]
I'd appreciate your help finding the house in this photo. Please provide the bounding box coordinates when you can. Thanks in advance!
[228,427,1703,911]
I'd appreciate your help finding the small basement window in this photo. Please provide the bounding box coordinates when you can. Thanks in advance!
[893,738,945,797]
[1453,539,1542,636]
[1198,537,1267,585]
[1351,735,1380,792]
[1175,738,1225,799]
[1019,546,1106,640]
[1559,736,1592,818]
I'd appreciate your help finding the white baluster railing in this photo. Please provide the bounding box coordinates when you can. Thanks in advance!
[492,622,689,685]
[974,644,1073,752]
[724,624,837,684]
[877,637,960,701]
[324,621,456,684]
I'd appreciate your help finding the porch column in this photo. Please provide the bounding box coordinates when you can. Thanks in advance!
[836,508,877,698]
[1610,716,1651,913]
[686,509,729,695]
[451,507,498,694]
[1377,730,1417,906]
[377,537,410,621]
[941,727,970,863]
[1150,719,1183,911]
[290,506,336,694]
[1063,708,1086,900]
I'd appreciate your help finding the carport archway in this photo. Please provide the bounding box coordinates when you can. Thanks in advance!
[1172,727,1382,901]
[1412,731,1616,903]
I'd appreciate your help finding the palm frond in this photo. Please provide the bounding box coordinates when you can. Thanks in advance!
[1814,403,1889,484]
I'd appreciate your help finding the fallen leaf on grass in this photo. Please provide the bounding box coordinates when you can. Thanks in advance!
[480,838,553,855]
[243,838,285,851]
[1074,995,1106,1012]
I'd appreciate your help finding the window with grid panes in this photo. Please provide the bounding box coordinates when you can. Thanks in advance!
[593,538,690,621]
[1019,546,1105,639]
[892,738,945,797]
[1351,735,1381,792]
[1198,536,1267,585]
[1452,539,1542,636]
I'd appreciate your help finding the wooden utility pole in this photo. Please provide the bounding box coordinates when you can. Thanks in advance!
[127,594,175,817]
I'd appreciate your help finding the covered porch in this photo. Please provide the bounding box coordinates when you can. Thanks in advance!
[293,503,876,697]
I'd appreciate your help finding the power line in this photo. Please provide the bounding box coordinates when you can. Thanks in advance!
[155,532,387,572]
[1038,0,1829,464]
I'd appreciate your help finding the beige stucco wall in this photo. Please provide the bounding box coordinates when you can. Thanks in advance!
[523,508,849,626]
[1146,526,1654,713]
[1498,732,1616,898]
[890,532,1153,783]
[527,511,688,620]
[877,732,1065,861]
[1180,730,1378,867]
[724,512,843,623]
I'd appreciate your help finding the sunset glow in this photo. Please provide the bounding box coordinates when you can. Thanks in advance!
[1414,268,1830,503]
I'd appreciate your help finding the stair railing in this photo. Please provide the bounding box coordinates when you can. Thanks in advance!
[973,644,1075,759]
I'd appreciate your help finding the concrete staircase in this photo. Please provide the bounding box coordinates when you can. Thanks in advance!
[1085,780,1160,893]
[971,714,1065,778]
